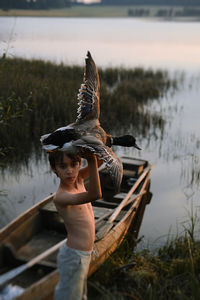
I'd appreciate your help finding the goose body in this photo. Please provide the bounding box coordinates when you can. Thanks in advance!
[41,52,140,191]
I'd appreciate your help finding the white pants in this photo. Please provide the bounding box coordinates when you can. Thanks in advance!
[54,243,91,300]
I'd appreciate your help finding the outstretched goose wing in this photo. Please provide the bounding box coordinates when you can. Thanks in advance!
[76,51,100,122]
[76,143,123,192]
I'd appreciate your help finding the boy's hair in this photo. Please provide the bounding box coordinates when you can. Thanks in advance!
[48,151,81,169]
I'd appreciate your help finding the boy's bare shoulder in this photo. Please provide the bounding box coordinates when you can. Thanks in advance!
[53,179,87,206]
[53,188,70,205]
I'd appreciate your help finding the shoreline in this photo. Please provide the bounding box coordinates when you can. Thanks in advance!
[0,6,200,21]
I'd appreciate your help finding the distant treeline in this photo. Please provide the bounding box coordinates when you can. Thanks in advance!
[2,0,200,10]
[0,0,71,10]
[128,6,200,17]
[101,0,200,6]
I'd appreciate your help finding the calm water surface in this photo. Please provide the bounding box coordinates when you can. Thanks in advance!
[1,17,200,71]
[1,17,200,248]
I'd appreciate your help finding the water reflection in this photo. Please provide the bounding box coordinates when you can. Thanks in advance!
[0,153,58,227]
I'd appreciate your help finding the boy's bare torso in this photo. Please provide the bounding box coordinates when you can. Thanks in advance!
[54,179,95,251]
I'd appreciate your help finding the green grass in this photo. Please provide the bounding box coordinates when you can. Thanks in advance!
[0,6,139,18]
[88,213,200,300]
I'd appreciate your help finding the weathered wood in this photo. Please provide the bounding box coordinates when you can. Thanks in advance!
[108,167,151,223]
[94,199,117,209]
[95,190,147,240]
[95,167,151,241]
[94,206,113,216]
[4,213,42,251]
[0,194,54,242]
[40,201,56,212]
[121,157,147,167]
[17,230,65,261]
[114,192,127,200]
[0,239,67,288]
[122,169,137,177]
[121,156,147,177]
[94,211,113,226]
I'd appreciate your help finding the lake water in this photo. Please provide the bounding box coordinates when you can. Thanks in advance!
[1,17,200,249]
[1,17,200,71]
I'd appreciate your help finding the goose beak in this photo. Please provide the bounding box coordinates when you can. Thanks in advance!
[134,143,141,150]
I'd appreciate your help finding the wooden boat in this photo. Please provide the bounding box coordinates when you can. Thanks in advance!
[0,156,152,300]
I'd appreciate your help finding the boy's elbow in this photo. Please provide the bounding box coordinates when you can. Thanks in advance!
[97,191,102,200]
[90,191,102,202]
[95,187,102,200]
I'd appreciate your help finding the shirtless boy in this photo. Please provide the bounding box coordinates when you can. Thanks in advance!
[48,150,102,300]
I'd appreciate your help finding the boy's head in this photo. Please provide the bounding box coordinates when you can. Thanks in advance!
[48,151,81,176]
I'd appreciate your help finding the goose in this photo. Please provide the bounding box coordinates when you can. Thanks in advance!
[40,51,141,192]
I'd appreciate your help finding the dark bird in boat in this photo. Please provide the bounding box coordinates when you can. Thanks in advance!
[40,51,141,191]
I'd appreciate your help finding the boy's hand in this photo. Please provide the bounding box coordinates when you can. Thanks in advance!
[79,148,95,160]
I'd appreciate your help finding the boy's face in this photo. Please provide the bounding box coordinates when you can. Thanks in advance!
[53,154,81,184]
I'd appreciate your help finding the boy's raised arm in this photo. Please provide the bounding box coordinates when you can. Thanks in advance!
[79,156,103,180]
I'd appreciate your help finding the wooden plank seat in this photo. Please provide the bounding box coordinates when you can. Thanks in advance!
[93,199,117,209]
[3,239,58,269]
[93,206,113,219]
[40,202,57,212]
[13,230,65,269]
[95,210,126,235]
[121,157,147,177]
[113,193,127,201]
[122,169,137,178]
[114,192,137,203]
[16,230,64,260]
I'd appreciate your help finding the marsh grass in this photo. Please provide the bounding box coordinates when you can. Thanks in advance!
[0,57,175,167]
[1,6,200,19]
[88,211,200,300]
[0,6,133,18]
